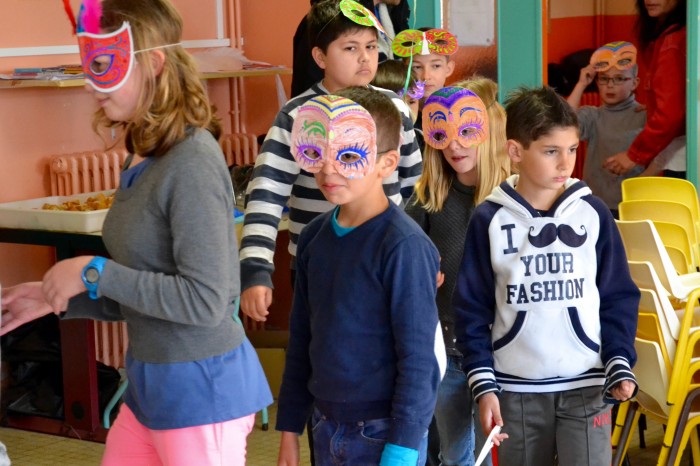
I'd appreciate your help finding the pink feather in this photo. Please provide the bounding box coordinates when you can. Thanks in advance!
[79,0,103,34]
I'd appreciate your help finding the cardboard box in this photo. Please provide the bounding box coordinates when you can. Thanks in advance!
[249,331,288,399]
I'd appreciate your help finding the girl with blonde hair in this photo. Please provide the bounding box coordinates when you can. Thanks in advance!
[2,1,271,464]
[406,77,509,466]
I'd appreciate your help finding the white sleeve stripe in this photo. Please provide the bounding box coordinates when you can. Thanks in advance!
[239,246,275,263]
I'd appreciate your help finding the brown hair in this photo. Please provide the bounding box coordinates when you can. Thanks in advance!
[334,86,401,153]
[96,0,221,157]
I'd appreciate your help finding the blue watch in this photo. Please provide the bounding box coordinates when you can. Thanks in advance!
[82,256,107,299]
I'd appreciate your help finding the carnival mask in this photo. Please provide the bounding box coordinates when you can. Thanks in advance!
[590,41,637,72]
[392,29,458,57]
[423,87,489,150]
[291,95,377,179]
[79,23,135,93]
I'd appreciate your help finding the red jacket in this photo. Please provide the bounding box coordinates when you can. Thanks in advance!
[628,25,686,166]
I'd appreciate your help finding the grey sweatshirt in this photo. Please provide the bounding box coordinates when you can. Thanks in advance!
[66,129,244,363]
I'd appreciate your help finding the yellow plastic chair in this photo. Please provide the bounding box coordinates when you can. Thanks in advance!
[621,176,700,233]
[619,199,700,267]
[655,221,696,273]
[614,337,700,466]
[616,220,700,301]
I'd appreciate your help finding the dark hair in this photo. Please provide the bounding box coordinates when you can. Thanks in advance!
[307,0,378,52]
[371,60,415,93]
[504,86,578,149]
[335,86,402,152]
[635,0,686,50]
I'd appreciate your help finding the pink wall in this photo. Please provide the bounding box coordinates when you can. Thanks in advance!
[0,0,305,286]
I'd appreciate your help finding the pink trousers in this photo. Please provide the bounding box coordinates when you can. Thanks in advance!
[101,405,256,466]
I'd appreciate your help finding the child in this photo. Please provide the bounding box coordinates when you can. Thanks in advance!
[454,86,639,466]
[566,41,645,217]
[603,0,686,178]
[392,28,458,98]
[371,59,424,124]
[239,0,422,323]
[276,87,444,466]
[406,79,509,466]
[1,1,272,464]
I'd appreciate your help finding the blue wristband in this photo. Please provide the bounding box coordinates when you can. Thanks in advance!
[379,443,419,466]
[81,256,107,300]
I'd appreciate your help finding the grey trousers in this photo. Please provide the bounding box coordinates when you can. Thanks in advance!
[497,386,611,466]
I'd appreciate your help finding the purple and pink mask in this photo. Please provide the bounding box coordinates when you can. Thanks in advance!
[291,95,378,179]
[422,87,489,151]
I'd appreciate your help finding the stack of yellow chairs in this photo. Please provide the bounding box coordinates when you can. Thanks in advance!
[614,219,700,465]
[620,177,700,273]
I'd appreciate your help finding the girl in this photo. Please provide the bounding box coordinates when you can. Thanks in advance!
[406,78,510,466]
[1,1,272,465]
[603,0,686,178]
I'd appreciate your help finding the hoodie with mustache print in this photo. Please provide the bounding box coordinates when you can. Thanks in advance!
[453,174,639,403]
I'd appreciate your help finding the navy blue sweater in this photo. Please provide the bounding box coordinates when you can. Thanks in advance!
[276,203,444,450]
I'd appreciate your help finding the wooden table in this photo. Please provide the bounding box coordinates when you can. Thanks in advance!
[0,228,107,441]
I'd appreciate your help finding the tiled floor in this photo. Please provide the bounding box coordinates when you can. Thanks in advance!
[0,403,310,466]
[0,407,685,465]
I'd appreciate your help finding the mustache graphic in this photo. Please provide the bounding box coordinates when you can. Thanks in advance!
[528,223,588,248]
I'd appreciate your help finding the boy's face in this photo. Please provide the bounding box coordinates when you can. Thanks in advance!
[312,28,379,92]
[404,96,420,124]
[597,68,638,106]
[507,126,579,204]
[411,54,454,97]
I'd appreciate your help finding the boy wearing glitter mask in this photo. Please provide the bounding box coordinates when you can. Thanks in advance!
[453,86,639,466]
[566,41,645,217]
[276,87,445,466]
[239,0,422,324]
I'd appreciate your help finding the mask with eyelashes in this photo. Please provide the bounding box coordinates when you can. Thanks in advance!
[422,87,489,150]
[291,95,377,179]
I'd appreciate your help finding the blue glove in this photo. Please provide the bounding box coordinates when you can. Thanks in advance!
[379,443,419,466]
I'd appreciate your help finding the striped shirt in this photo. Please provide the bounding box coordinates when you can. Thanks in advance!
[240,82,423,290]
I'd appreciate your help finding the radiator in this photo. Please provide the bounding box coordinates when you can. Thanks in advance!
[220,132,259,166]
[49,149,130,370]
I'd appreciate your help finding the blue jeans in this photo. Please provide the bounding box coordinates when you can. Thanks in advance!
[311,408,428,465]
[432,356,491,466]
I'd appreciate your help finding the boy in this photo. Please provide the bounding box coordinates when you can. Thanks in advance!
[566,41,645,216]
[240,0,422,322]
[454,86,639,466]
[396,28,457,97]
[276,87,444,465]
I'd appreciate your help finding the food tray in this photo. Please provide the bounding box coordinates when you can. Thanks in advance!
[0,190,114,233]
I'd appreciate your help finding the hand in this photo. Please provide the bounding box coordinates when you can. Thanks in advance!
[277,431,300,466]
[610,380,637,402]
[478,393,509,446]
[241,286,272,322]
[42,256,93,314]
[603,152,636,176]
[1,282,55,336]
[436,271,445,288]
[578,64,596,87]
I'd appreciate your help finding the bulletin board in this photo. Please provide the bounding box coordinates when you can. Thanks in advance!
[445,0,495,46]
[0,0,227,58]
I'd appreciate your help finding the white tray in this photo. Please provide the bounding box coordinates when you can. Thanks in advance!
[0,190,114,233]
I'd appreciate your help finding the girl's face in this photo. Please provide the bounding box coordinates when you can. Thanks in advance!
[645,0,677,18]
[85,56,142,122]
[442,139,478,185]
